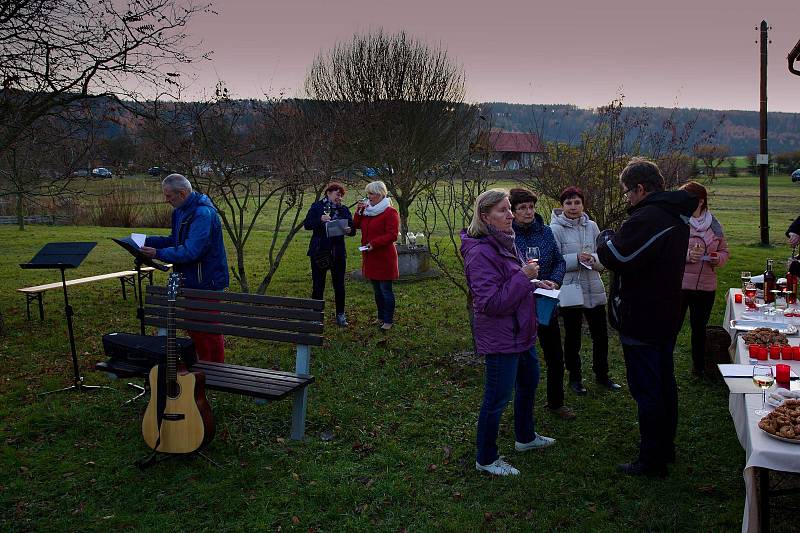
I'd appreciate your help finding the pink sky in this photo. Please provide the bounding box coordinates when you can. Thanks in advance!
[184,0,800,112]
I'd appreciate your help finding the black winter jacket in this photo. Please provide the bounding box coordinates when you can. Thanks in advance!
[787,215,800,238]
[597,190,698,345]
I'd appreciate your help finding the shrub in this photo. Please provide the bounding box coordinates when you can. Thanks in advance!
[92,190,142,227]
[140,203,172,228]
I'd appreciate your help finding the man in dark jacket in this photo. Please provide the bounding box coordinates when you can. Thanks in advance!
[142,174,229,362]
[787,215,800,247]
[597,158,698,478]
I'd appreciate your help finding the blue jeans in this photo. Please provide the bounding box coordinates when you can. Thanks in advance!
[371,280,395,324]
[476,348,540,466]
[621,341,678,466]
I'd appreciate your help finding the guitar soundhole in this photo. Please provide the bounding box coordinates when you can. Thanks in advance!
[167,381,181,399]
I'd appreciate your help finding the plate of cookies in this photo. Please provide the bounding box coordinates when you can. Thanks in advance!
[758,399,800,443]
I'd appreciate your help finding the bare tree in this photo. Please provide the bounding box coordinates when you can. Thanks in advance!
[0,0,211,156]
[305,30,475,241]
[693,143,730,181]
[524,99,717,230]
[0,103,96,229]
[141,89,335,294]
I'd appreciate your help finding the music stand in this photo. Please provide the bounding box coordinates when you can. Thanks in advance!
[112,237,170,335]
[20,242,110,394]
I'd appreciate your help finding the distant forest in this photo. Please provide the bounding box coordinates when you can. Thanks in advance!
[481,102,800,156]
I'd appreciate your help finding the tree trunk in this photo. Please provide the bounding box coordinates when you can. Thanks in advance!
[16,193,25,231]
[236,244,249,293]
[397,196,410,244]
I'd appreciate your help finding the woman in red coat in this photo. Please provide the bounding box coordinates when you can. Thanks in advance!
[353,181,400,330]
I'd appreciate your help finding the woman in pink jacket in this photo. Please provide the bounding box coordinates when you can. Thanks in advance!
[679,181,730,377]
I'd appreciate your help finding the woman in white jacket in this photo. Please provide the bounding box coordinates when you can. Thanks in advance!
[550,187,621,395]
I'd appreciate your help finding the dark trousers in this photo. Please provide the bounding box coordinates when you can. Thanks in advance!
[476,349,540,466]
[537,318,565,409]
[371,280,395,324]
[310,256,346,315]
[561,305,610,383]
[622,341,678,467]
[679,289,716,373]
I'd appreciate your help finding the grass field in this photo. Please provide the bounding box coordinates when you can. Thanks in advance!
[1,175,798,531]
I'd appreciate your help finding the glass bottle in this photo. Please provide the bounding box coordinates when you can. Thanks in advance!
[763,258,776,304]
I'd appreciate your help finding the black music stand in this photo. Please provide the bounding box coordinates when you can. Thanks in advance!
[112,237,170,335]
[20,242,110,394]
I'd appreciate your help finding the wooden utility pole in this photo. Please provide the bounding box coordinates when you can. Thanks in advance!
[758,20,770,245]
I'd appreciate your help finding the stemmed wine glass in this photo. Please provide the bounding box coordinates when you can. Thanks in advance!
[407,232,417,248]
[525,246,540,264]
[740,271,751,292]
[323,205,332,218]
[753,365,774,416]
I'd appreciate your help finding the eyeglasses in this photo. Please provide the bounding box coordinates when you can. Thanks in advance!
[622,184,640,198]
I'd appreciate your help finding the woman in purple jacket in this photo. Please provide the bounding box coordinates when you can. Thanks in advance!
[461,189,557,476]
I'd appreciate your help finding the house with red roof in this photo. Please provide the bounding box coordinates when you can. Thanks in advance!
[476,130,545,170]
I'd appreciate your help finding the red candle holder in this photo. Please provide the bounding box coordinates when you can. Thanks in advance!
[793,346,800,361]
[735,293,743,304]
[757,346,769,361]
[776,363,791,383]
[769,345,782,359]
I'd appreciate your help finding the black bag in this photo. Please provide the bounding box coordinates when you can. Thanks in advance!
[704,325,732,379]
[312,249,331,270]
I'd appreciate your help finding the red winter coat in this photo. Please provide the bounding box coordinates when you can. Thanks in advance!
[354,206,400,280]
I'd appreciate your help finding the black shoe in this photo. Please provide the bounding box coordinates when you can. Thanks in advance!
[569,381,587,395]
[597,378,622,391]
[617,460,668,478]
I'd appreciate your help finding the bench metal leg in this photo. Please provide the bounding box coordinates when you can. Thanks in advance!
[25,293,44,321]
[290,344,310,440]
[120,275,136,301]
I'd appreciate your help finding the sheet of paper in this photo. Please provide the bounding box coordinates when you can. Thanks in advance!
[131,233,146,248]
[358,245,370,251]
[534,287,560,299]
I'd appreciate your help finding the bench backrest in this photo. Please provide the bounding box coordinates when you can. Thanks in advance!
[144,286,324,346]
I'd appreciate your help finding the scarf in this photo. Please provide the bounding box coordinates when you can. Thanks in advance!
[363,197,391,217]
[487,225,518,258]
[689,209,712,233]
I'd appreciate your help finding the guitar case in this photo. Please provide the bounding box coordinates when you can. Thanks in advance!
[102,332,196,373]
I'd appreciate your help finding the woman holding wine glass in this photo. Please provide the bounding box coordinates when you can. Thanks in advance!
[353,181,400,331]
[303,182,355,327]
[550,186,621,394]
[679,181,730,378]
[461,188,557,476]
[509,188,574,419]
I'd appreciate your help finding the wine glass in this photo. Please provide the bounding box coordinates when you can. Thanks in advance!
[323,205,332,218]
[753,365,774,416]
[525,246,540,264]
[408,232,417,248]
[740,271,751,292]
[415,232,425,246]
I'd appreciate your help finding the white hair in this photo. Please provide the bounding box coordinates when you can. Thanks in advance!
[365,180,388,198]
[162,174,192,193]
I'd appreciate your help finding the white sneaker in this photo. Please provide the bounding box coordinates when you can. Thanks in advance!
[515,433,555,451]
[475,456,520,476]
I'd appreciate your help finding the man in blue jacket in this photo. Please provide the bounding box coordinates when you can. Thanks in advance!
[142,174,229,362]
[597,158,697,478]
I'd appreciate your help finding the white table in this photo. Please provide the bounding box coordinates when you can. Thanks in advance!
[723,288,800,533]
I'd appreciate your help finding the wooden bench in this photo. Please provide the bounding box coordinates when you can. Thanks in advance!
[98,285,324,440]
[18,266,164,320]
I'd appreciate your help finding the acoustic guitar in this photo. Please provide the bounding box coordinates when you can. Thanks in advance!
[142,273,215,453]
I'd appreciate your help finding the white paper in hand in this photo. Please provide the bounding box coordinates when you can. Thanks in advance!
[131,233,146,248]
[534,287,560,299]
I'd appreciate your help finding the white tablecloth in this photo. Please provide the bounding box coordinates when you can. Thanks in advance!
[723,288,800,533]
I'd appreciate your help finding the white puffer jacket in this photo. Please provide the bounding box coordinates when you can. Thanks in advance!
[550,208,607,308]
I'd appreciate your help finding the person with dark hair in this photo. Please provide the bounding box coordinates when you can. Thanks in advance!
[509,188,574,420]
[303,181,355,327]
[597,158,698,477]
[461,188,556,476]
[550,186,620,394]
[679,181,729,377]
[141,174,229,362]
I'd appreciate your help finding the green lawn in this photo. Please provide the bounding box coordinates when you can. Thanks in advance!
[1,175,797,531]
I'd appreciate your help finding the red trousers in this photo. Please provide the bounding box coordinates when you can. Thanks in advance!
[188,330,225,363]
[186,296,225,363]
